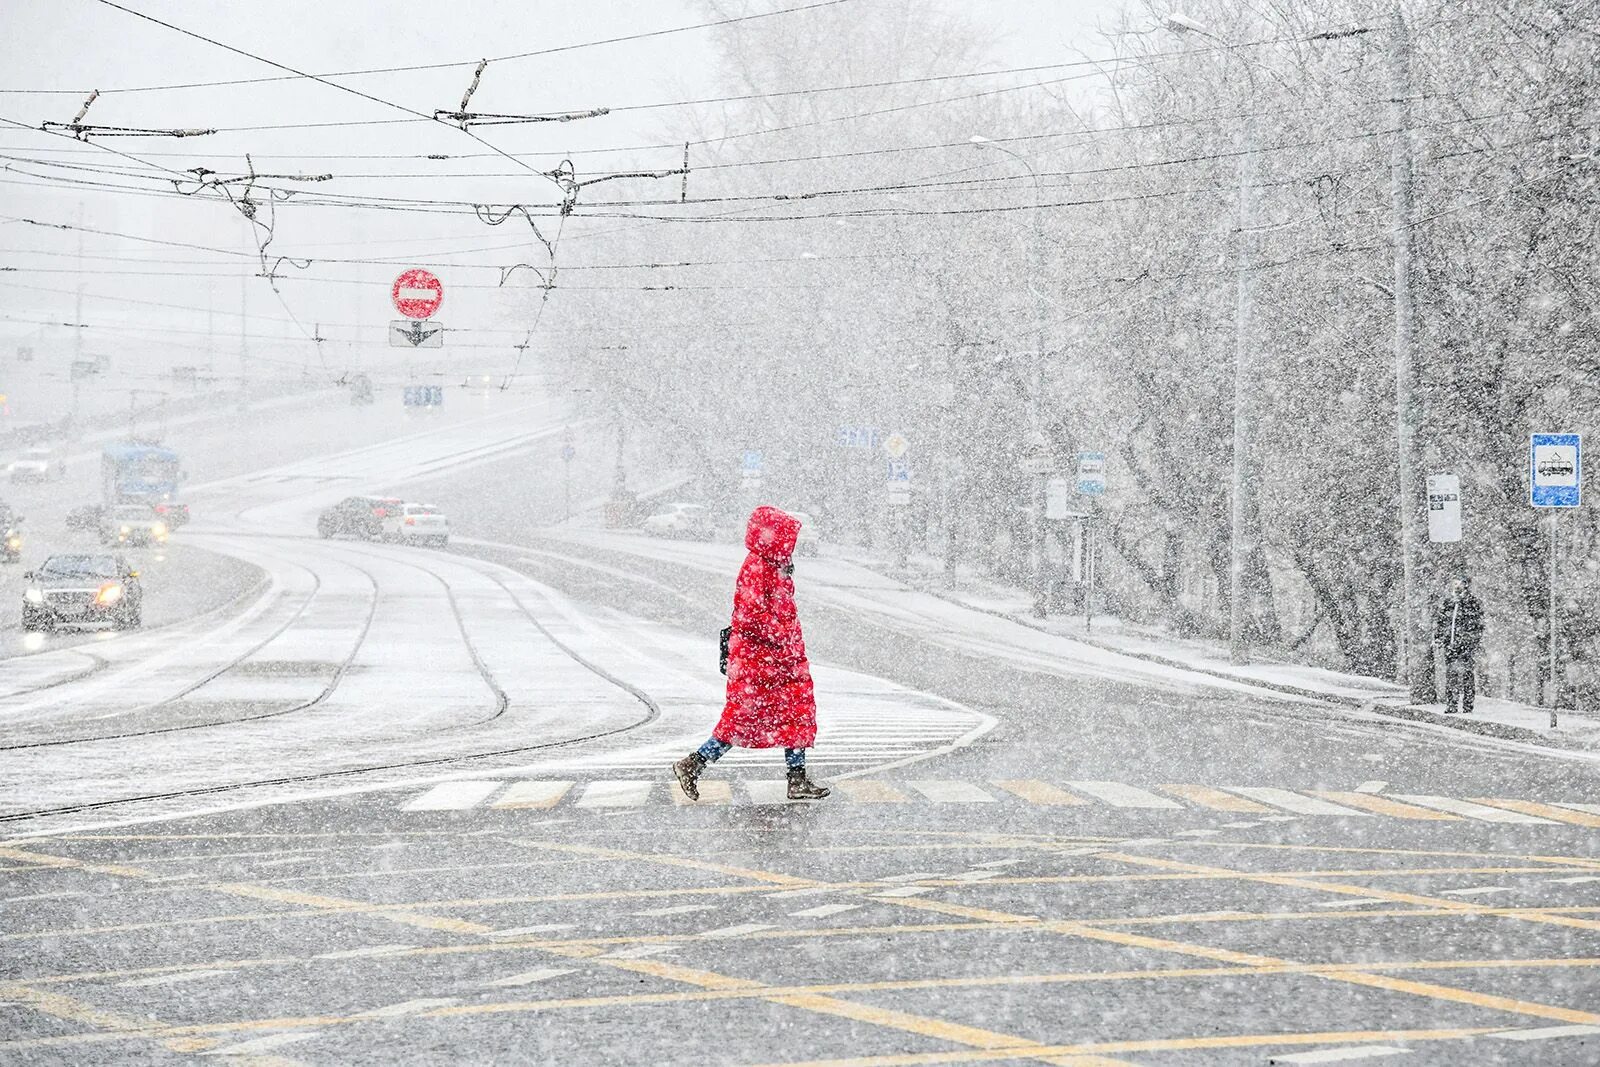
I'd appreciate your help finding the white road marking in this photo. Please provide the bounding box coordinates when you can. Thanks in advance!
[201,1031,321,1056]
[1064,781,1182,809]
[948,870,1002,882]
[1258,815,1300,823]
[1548,876,1600,885]
[118,968,236,987]
[875,886,935,898]
[972,859,1025,869]
[880,872,945,883]
[354,998,459,1019]
[1313,900,1386,909]
[486,924,577,938]
[1439,886,1514,897]
[634,904,719,916]
[1390,795,1554,824]
[1555,803,1600,817]
[575,781,652,808]
[602,944,679,959]
[1355,780,1388,793]
[1221,821,1259,829]
[1174,829,1221,838]
[744,781,795,805]
[493,781,573,809]
[906,780,996,803]
[791,903,863,918]
[0,890,89,904]
[401,781,503,811]
[484,967,575,988]
[1486,1025,1600,1041]
[1224,788,1375,817]
[1269,1047,1409,1063]
[700,922,778,938]
[314,944,415,959]
[765,887,838,900]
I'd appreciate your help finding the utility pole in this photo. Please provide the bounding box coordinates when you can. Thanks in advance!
[238,273,249,412]
[1228,80,1261,664]
[1387,1,1429,701]
[71,203,84,435]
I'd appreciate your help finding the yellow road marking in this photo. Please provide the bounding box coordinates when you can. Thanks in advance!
[673,780,732,806]
[1310,792,1461,820]
[832,779,912,803]
[1158,784,1270,812]
[0,845,153,879]
[741,1027,1496,1067]
[991,780,1088,805]
[509,838,817,886]
[1472,798,1600,828]
[3,985,222,1055]
[769,993,1040,1050]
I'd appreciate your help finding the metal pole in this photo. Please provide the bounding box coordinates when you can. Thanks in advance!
[1227,54,1261,665]
[1084,518,1096,632]
[1387,1,1428,700]
[1550,511,1558,727]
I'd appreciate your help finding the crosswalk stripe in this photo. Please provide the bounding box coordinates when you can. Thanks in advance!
[991,779,1086,805]
[907,781,996,803]
[1224,788,1374,817]
[1391,795,1555,824]
[1159,784,1270,812]
[833,779,911,803]
[745,780,794,805]
[575,781,653,808]
[792,903,862,918]
[492,781,572,809]
[401,781,504,811]
[672,779,732,806]
[1470,798,1600,827]
[1065,781,1182,809]
[1309,791,1460,821]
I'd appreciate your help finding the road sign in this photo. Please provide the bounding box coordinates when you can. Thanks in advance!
[1046,476,1085,520]
[741,449,763,489]
[561,444,576,462]
[883,432,910,459]
[1076,451,1106,495]
[887,485,911,506]
[402,385,443,407]
[1427,473,1462,542]
[835,426,882,449]
[389,319,444,348]
[886,459,911,482]
[1531,433,1581,508]
[392,269,444,319]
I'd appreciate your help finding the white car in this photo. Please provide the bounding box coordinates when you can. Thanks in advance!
[642,503,714,541]
[788,511,821,557]
[8,446,61,483]
[386,502,450,546]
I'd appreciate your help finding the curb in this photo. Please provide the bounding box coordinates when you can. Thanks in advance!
[867,565,1588,750]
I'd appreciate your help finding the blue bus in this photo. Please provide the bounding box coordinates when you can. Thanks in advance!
[101,442,184,504]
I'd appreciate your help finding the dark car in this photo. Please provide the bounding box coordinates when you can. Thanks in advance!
[152,501,191,529]
[22,553,143,631]
[317,496,403,540]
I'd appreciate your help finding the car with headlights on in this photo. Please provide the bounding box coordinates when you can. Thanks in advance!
[8,446,63,484]
[22,553,142,631]
[100,503,168,547]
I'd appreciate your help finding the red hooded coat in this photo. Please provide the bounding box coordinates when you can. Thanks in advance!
[711,506,817,749]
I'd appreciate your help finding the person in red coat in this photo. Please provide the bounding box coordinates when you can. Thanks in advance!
[673,505,830,801]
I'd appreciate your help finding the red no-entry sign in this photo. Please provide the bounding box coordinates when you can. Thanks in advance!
[392,269,443,319]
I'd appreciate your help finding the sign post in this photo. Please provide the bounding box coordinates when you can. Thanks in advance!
[1426,474,1462,543]
[885,437,911,570]
[1531,433,1581,726]
[561,428,576,522]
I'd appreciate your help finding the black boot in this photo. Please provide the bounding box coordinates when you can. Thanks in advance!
[672,752,707,801]
[787,767,830,801]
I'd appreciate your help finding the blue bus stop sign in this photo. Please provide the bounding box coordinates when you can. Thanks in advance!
[1531,433,1581,508]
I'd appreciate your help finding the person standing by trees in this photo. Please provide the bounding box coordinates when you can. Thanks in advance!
[1433,576,1485,714]
[673,505,830,801]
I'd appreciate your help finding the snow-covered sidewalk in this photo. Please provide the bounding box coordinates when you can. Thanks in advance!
[890,563,1600,750]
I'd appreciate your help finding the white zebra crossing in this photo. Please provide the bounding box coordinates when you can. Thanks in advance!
[392,778,1600,829]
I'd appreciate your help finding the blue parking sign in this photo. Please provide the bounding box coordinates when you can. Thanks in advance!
[1531,433,1581,508]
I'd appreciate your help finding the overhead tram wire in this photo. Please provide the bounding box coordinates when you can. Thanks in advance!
[5,0,861,97]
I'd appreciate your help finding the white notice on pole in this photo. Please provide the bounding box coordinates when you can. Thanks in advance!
[1045,477,1071,520]
[1426,473,1462,543]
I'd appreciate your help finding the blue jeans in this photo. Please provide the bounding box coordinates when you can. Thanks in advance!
[697,738,805,769]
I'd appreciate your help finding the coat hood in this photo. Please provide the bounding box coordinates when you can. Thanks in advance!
[745,505,800,562]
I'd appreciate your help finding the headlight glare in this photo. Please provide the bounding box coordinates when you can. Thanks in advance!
[95,583,123,605]
[24,587,43,604]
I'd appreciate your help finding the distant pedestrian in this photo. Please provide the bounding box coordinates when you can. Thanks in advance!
[1433,575,1485,714]
[673,505,830,801]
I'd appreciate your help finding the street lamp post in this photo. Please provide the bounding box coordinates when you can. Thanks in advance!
[1164,13,1262,664]
[971,134,1050,616]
